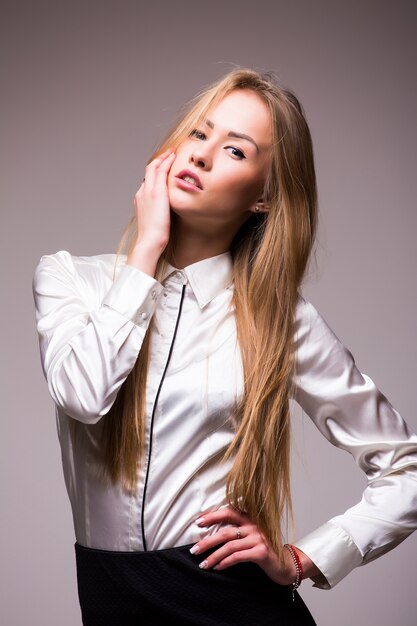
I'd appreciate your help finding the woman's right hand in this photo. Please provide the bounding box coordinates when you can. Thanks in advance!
[127,150,176,276]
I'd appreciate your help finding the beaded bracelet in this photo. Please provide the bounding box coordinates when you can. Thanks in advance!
[284,543,303,601]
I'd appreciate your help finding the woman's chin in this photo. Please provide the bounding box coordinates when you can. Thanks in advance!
[169,202,199,218]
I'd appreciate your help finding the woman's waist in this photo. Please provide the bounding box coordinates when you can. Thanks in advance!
[70,482,232,552]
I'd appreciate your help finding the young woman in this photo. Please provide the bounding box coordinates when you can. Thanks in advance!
[33,68,417,626]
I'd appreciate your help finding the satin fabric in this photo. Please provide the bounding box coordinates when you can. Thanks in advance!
[33,250,417,589]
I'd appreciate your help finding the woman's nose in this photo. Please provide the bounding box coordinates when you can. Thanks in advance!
[190,147,212,170]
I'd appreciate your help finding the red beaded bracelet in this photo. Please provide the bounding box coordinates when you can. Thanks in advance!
[284,543,303,601]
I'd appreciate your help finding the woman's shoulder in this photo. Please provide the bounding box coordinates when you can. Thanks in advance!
[34,250,127,277]
[295,292,318,326]
[294,292,340,348]
[32,250,128,297]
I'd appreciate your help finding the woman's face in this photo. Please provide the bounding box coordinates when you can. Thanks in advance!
[167,89,272,232]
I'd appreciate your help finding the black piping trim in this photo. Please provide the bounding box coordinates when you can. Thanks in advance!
[141,283,187,551]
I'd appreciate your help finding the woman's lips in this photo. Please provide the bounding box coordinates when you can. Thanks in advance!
[175,170,203,191]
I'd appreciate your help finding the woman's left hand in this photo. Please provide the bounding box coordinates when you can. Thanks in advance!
[190,506,296,585]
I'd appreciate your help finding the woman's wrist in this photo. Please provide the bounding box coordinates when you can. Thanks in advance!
[284,544,303,596]
[283,544,321,598]
[126,240,166,277]
[292,545,320,580]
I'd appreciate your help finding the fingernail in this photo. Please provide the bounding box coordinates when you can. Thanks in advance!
[195,517,206,525]
[199,560,208,570]
[189,545,200,554]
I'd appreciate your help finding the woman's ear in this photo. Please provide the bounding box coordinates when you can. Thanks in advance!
[251,200,270,214]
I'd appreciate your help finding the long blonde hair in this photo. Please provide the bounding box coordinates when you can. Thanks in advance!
[103,68,317,562]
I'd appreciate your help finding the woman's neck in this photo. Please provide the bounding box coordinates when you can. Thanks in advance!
[167,217,232,269]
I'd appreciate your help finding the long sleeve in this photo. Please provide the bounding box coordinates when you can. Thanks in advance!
[32,250,163,423]
[292,295,417,589]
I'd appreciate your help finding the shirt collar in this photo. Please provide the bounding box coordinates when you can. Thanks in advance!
[160,251,233,309]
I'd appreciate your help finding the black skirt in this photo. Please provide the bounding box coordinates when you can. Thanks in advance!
[75,542,316,626]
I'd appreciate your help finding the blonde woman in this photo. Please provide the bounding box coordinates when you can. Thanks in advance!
[33,69,417,625]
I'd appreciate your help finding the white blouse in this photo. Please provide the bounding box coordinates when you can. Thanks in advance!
[32,249,417,590]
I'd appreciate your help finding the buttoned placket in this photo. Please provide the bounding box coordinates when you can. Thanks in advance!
[130,269,189,551]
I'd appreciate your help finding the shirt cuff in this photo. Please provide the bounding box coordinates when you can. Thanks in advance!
[102,264,163,327]
[295,521,363,589]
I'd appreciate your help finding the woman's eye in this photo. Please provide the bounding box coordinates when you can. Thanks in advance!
[190,129,206,140]
[225,146,246,160]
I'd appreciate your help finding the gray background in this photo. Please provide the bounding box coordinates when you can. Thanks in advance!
[2,1,416,624]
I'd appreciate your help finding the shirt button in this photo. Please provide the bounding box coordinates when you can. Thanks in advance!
[176,271,182,279]
[163,292,168,297]
[151,290,157,299]
[141,312,148,320]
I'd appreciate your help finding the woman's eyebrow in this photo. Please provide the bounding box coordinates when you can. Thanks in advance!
[204,119,259,153]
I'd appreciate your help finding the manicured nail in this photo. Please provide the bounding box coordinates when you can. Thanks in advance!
[189,545,200,554]
[195,517,206,525]
[199,560,208,569]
